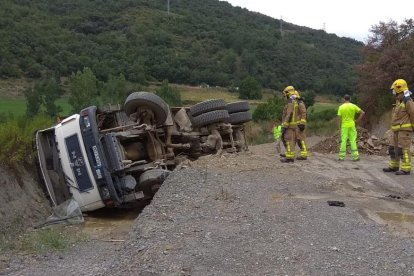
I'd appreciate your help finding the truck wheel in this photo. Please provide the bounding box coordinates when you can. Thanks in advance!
[191,110,229,128]
[226,101,250,114]
[189,99,226,117]
[139,169,170,197]
[124,92,169,125]
[229,111,252,125]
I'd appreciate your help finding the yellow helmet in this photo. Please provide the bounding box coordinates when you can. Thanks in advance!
[390,79,408,93]
[283,86,295,96]
[293,90,300,97]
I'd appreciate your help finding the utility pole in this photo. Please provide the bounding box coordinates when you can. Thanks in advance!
[280,16,283,38]
[167,0,170,15]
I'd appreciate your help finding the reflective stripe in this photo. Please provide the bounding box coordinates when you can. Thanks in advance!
[391,123,414,131]
[300,140,308,158]
[286,101,298,126]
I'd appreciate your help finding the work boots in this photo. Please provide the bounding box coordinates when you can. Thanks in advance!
[383,167,398,173]
[395,170,410,175]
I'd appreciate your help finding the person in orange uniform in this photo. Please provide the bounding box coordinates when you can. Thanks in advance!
[383,79,414,175]
[280,86,299,163]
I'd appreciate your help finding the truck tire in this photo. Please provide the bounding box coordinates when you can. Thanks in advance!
[189,99,226,117]
[191,110,229,128]
[226,101,250,114]
[124,92,169,125]
[139,169,170,197]
[229,111,252,125]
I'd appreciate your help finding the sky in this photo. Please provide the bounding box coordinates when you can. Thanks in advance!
[223,0,413,42]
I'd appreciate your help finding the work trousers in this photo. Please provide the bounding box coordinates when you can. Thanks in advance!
[390,130,412,172]
[296,128,308,158]
[339,126,359,160]
[284,128,296,160]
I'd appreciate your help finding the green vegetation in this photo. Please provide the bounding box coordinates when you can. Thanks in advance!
[156,80,182,106]
[1,226,88,253]
[239,76,262,100]
[0,115,53,166]
[307,103,339,135]
[356,19,414,116]
[0,98,71,118]
[0,0,362,94]
[252,96,284,121]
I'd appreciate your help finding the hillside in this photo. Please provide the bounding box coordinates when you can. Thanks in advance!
[0,0,362,94]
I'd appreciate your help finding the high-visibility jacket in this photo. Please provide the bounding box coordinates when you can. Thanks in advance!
[282,97,299,129]
[391,95,414,132]
[337,102,362,128]
[273,125,282,139]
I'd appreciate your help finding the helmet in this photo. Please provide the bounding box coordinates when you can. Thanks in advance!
[390,79,408,94]
[283,86,295,96]
[293,90,300,97]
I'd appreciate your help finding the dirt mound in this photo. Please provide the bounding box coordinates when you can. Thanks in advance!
[0,166,50,241]
[310,127,388,156]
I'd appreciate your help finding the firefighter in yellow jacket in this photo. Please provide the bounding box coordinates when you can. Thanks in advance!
[280,86,300,163]
[383,79,414,175]
[294,90,308,160]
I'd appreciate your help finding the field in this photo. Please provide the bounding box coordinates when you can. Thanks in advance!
[308,102,339,113]
[0,80,272,117]
[0,98,72,117]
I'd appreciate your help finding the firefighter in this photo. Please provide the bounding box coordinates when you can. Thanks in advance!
[280,86,299,163]
[337,94,365,161]
[383,79,414,175]
[294,90,308,160]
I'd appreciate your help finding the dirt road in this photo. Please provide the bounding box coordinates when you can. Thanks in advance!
[5,142,414,275]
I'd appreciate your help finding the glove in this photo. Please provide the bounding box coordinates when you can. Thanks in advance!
[298,124,305,131]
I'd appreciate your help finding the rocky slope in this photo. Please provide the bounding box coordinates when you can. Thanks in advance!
[5,143,414,275]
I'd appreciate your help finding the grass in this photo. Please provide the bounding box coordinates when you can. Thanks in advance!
[308,102,339,113]
[0,98,72,117]
[0,80,270,117]
[0,225,89,254]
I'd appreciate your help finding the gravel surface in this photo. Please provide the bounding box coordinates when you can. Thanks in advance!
[5,142,414,275]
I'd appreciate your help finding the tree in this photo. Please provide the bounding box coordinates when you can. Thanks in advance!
[24,78,63,117]
[41,79,63,117]
[24,86,41,117]
[356,19,414,116]
[252,96,284,121]
[100,73,128,106]
[68,67,98,112]
[301,91,315,108]
[239,76,262,100]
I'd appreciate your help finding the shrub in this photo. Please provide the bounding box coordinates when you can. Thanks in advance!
[0,115,53,166]
[252,96,284,121]
[156,80,182,106]
[239,76,262,100]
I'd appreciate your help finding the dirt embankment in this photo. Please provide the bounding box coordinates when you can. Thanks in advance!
[0,165,50,242]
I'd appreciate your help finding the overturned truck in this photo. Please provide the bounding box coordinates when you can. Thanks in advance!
[34,92,251,212]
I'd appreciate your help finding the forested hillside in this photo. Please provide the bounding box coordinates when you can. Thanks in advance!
[0,0,363,94]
